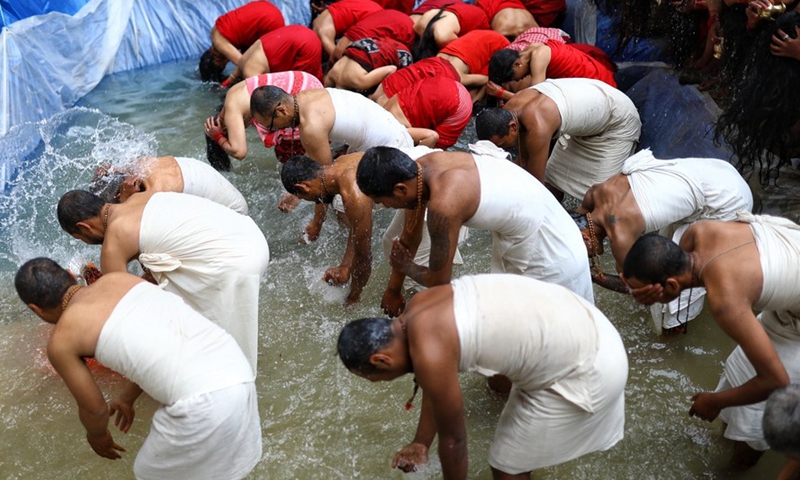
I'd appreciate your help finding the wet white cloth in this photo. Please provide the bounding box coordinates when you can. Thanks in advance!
[623,149,754,330]
[466,151,594,303]
[138,192,270,374]
[174,157,249,215]
[326,88,413,152]
[532,78,641,199]
[452,275,627,472]
[625,149,753,233]
[95,282,261,480]
[715,213,800,450]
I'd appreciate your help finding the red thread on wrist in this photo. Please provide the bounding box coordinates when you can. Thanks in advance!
[496,87,506,98]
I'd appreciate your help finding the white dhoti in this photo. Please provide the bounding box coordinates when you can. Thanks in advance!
[467,147,594,303]
[134,383,262,480]
[623,149,754,331]
[174,157,249,215]
[714,213,800,449]
[326,87,413,152]
[532,78,641,199]
[96,282,261,480]
[452,275,627,472]
[138,192,270,374]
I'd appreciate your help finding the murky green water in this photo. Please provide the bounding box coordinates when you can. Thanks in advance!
[0,60,796,479]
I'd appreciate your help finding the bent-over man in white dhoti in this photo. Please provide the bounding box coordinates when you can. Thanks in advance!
[356,145,593,317]
[14,259,261,480]
[90,155,249,214]
[476,77,641,201]
[623,213,800,469]
[573,149,753,331]
[57,190,269,375]
[337,274,628,477]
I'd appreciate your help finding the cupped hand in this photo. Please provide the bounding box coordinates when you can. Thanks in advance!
[391,442,429,473]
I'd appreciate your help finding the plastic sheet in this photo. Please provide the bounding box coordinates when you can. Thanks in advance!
[0,0,307,190]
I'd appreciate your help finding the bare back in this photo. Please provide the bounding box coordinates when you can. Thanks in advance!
[423,151,481,224]
[581,173,645,269]
[503,88,561,181]
[51,273,145,359]
[140,156,184,194]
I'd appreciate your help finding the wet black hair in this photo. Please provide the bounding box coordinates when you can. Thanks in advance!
[488,49,520,84]
[475,108,513,141]
[206,134,231,172]
[356,146,417,197]
[15,257,76,309]
[622,233,689,286]
[413,8,449,60]
[337,317,394,373]
[57,190,104,235]
[714,11,800,184]
[88,167,126,204]
[199,49,225,83]
[280,155,323,194]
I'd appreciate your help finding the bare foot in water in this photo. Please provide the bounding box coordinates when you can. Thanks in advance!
[278,193,300,212]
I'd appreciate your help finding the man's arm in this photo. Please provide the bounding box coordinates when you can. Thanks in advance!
[411,327,468,479]
[100,227,139,274]
[300,121,333,165]
[382,208,427,317]
[219,105,249,160]
[326,194,374,305]
[109,378,143,434]
[407,128,439,148]
[392,391,437,472]
[691,289,790,421]
[389,205,461,287]
[518,112,557,183]
[48,339,125,459]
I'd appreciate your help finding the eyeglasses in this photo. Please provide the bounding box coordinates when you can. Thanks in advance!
[267,108,277,132]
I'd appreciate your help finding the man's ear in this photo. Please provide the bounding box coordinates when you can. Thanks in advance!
[27,303,44,318]
[294,182,311,195]
[664,277,681,296]
[75,221,93,234]
[369,352,393,369]
[392,183,408,198]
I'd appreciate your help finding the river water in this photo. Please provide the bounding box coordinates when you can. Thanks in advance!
[0,60,796,479]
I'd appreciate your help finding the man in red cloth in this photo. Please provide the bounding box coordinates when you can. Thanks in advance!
[325,37,413,92]
[437,29,511,101]
[475,0,538,38]
[328,9,415,63]
[236,25,324,83]
[376,76,473,149]
[312,0,384,57]
[411,0,490,49]
[487,39,616,100]
[200,1,285,83]
[372,56,462,100]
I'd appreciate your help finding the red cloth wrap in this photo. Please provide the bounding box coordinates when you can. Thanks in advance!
[343,10,416,48]
[439,29,510,75]
[344,37,413,72]
[520,0,566,27]
[397,77,472,148]
[373,0,415,14]
[545,40,616,87]
[327,0,384,36]
[260,25,324,82]
[381,57,461,97]
[215,1,285,49]
[412,0,489,35]
[475,0,527,22]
